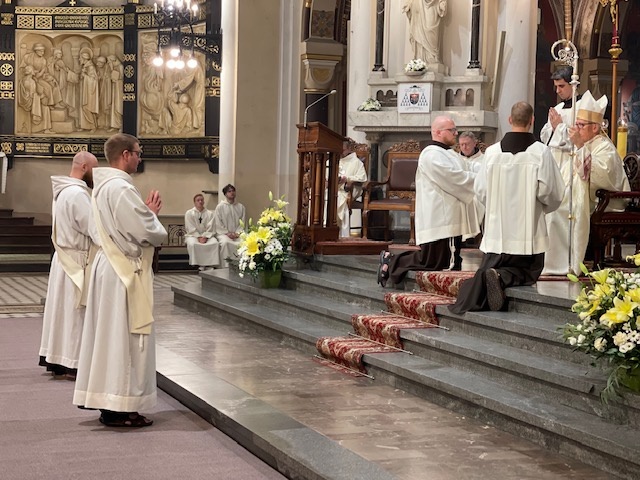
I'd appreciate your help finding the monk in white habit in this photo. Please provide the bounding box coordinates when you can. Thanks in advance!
[185,193,220,270]
[378,116,479,287]
[543,90,630,274]
[39,151,98,377]
[449,102,564,313]
[73,134,166,428]
[214,184,245,267]
[337,140,367,238]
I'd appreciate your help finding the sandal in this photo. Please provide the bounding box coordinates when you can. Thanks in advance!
[377,250,392,287]
[99,412,154,428]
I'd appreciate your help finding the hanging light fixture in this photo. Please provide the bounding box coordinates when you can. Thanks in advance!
[153,0,200,70]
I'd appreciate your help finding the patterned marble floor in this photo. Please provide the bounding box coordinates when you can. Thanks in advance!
[3,265,614,478]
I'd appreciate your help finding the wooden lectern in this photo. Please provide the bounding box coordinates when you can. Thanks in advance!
[293,122,345,255]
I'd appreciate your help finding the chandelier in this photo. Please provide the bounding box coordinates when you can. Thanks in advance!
[152,0,200,69]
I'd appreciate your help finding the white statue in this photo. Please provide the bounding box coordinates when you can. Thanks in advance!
[402,0,447,64]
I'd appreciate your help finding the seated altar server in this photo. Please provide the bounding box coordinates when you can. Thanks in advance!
[214,184,245,267]
[185,193,220,270]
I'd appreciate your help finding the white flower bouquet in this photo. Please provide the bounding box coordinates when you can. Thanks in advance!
[357,98,382,112]
[563,259,640,402]
[236,192,293,279]
[404,58,427,72]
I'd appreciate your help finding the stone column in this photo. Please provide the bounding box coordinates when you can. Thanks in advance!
[467,0,482,70]
[366,132,384,182]
[495,0,536,136]
[347,0,373,143]
[218,0,238,193]
[372,0,385,71]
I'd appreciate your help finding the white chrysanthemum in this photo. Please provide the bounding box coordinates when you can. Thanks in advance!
[594,337,607,352]
[619,342,635,354]
[249,261,256,270]
[568,337,577,346]
[613,331,628,346]
[577,334,586,345]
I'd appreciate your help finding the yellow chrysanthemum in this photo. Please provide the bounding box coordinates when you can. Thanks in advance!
[600,296,640,325]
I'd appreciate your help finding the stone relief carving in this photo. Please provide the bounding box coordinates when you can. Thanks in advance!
[138,31,205,138]
[15,32,124,136]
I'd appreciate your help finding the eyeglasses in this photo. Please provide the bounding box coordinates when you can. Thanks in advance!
[441,127,458,133]
[575,122,596,130]
[127,149,143,157]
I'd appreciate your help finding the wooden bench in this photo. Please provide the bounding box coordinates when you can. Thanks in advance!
[362,140,421,245]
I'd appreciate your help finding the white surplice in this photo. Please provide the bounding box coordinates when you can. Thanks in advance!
[185,206,220,267]
[477,141,565,255]
[214,199,245,266]
[73,167,167,412]
[414,144,480,246]
[39,176,92,369]
[336,152,367,237]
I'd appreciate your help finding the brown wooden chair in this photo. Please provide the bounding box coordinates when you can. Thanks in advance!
[362,140,421,244]
[590,153,640,266]
[344,143,370,236]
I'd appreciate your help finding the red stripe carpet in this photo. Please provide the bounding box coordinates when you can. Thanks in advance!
[316,270,569,373]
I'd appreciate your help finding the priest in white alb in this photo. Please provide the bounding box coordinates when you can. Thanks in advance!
[73,134,166,428]
[185,192,220,270]
[214,184,245,267]
[337,140,367,238]
[39,151,98,377]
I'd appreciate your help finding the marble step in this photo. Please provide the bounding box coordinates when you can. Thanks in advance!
[436,306,592,366]
[173,281,348,354]
[363,352,640,480]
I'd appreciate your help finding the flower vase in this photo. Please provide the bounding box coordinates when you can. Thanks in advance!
[259,269,282,289]
[405,70,425,77]
[619,366,640,393]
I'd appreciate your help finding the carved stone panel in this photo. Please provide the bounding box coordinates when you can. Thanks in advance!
[15,31,124,137]
[137,29,206,139]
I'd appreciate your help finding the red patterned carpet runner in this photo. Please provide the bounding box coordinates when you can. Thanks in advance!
[315,270,571,375]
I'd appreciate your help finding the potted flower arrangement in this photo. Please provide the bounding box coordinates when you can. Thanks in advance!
[236,192,293,288]
[357,98,382,112]
[563,258,640,402]
[404,58,427,75]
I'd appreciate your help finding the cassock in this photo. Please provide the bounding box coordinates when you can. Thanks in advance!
[73,167,167,412]
[450,132,565,314]
[214,199,245,267]
[336,152,367,237]
[543,133,629,274]
[185,206,220,267]
[39,176,93,371]
[388,141,479,285]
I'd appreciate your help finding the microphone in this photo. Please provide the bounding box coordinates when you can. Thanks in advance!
[303,89,337,128]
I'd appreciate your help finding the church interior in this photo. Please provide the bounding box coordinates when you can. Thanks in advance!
[2,1,640,479]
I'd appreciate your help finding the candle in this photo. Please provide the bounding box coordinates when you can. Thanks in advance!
[154,2,157,14]
[617,125,628,159]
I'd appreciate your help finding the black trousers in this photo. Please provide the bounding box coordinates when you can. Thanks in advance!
[388,238,452,285]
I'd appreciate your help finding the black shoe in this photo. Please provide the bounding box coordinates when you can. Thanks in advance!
[485,268,506,311]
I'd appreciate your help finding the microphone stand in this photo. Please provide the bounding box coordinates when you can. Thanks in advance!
[552,39,579,275]
[303,89,337,128]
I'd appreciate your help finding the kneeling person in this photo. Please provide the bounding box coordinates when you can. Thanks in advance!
[449,102,564,313]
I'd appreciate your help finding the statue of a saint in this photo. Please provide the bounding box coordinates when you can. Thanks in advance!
[402,0,447,64]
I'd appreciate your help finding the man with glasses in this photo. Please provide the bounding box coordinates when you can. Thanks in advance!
[74,133,167,428]
[377,116,480,286]
[543,91,629,274]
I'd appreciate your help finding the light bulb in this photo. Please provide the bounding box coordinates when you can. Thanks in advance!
[175,58,185,69]
[152,55,164,67]
[170,47,180,58]
[187,57,198,69]
[166,58,176,69]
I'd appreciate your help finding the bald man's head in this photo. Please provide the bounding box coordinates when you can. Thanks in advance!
[431,115,458,146]
[70,151,99,188]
